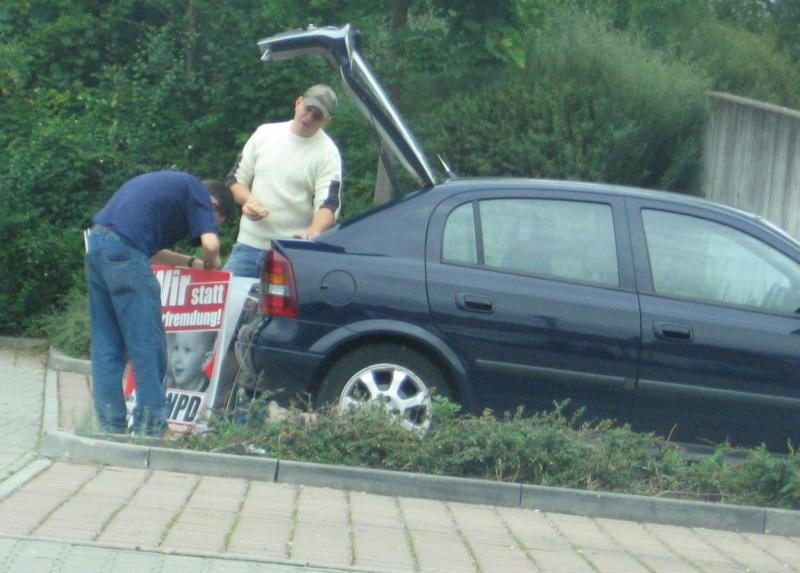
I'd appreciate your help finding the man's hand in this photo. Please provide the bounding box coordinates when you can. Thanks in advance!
[202,253,222,270]
[242,196,268,221]
[295,229,321,240]
[294,208,335,241]
[200,232,221,270]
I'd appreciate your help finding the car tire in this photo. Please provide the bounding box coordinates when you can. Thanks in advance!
[318,343,451,432]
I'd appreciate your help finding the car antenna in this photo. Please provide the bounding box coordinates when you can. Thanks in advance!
[437,154,456,180]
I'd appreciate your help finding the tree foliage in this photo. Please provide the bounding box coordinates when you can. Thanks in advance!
[1,0,799,334]
[572,0,800,108]
[416,7,708,192]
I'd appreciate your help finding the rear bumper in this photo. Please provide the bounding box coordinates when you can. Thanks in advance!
[234,316,325,403]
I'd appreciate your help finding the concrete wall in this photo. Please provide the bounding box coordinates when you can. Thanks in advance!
[704,92,800,239]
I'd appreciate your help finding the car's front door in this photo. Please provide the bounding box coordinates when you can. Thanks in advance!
[627,199,800,449]
[426,188,641,420]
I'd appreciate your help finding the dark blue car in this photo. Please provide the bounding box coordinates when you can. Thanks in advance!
[234,25,800,450]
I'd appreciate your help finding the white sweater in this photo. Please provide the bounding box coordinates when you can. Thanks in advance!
[234,121,342,250]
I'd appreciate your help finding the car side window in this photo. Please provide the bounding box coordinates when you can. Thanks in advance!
[477,198,619,286]
[642,209,800,313]
[442,203,478,264]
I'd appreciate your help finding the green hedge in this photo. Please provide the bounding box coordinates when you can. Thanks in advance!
[414,7,709,193]
[181,399,800,510]
[3,2,800,336]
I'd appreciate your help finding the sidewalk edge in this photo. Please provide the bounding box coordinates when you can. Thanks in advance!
[0,336,48,350]
[47,348,91,375]
[39,429,800,536]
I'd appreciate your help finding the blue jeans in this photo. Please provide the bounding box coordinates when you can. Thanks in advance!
[223,242,268,278]
[85,226,167,435]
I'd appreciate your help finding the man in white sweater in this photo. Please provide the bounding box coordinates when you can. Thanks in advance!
[224,84,343,278]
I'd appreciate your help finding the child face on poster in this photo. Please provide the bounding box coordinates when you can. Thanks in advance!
[166,331,215,391]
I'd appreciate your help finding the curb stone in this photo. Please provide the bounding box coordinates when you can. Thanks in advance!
[41,431,149,468]
[0,459,52,499]
[149,446,278,481]
[43,350,800,537]
[0,336,48,350]
[276,458,522,507]
[520,483,768,534]
[47,348,92,375]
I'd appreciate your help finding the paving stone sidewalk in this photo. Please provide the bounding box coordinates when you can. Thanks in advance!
[0,346,46,482]
[1,344,800,572]
[0,535,370,573]
[1,459,799,572]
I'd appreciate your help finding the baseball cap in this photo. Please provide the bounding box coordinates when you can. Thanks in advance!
[303,84,338,118]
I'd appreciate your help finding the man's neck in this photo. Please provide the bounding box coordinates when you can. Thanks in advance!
[290,121,318,138]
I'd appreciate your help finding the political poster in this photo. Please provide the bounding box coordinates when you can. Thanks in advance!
[124,265,232,434]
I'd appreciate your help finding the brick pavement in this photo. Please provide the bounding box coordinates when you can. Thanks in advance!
[1,460,799,572]
[0,347,45,481]
[0,536,368,573]
[1,345,800,572]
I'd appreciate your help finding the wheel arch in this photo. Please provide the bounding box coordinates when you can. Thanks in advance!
[307,320,473,408]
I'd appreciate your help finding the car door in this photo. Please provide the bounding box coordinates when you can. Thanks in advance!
[426,187,641,419]
[627,198,800,448]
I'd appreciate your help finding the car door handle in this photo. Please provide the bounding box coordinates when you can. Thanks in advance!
[456,293,494,313]
[654,321,693,342]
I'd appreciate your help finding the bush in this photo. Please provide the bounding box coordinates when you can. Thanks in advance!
[33,278,91,359]
[414,7,709,194]
[677,20,800,109]
[182,399,800,510]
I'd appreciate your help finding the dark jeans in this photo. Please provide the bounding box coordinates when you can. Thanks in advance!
[85,226,167,435]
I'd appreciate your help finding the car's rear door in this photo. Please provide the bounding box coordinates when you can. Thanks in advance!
[627,197,800,448]
[425,186,641,419]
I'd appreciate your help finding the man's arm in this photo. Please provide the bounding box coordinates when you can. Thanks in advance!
[296,207,335,240]
[150,237,220,270]
[199,232,221,269]
[230,182,268,221]
[308,145,342,239]
[151,249,204,269]
[227,131,268,221]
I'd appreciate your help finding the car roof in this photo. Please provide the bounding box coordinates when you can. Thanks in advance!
[433,176,762,218]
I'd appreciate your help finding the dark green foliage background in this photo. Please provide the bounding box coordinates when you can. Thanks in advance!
[1,0,799,335]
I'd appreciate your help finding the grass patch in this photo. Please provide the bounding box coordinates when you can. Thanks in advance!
[34,281,91,360]
[74,406,99,435]
[177,398,800,511]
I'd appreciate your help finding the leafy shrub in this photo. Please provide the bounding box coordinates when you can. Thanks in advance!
[677,20,800,109]
[569,0,800,109]
[183,399,800,510]
[32,278,91,359]
[414,7,709,194]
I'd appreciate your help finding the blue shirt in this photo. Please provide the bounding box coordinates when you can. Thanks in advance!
[94,171,218,257]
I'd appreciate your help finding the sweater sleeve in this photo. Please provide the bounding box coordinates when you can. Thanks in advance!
[234,127,260,187]
[313,143,343,217]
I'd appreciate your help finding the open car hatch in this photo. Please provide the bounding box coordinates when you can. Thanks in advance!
[257,24,438,189]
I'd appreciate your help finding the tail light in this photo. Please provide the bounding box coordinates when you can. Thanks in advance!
[260,250,299,318]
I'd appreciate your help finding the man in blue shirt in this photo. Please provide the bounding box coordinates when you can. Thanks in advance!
[86,171,234,436]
